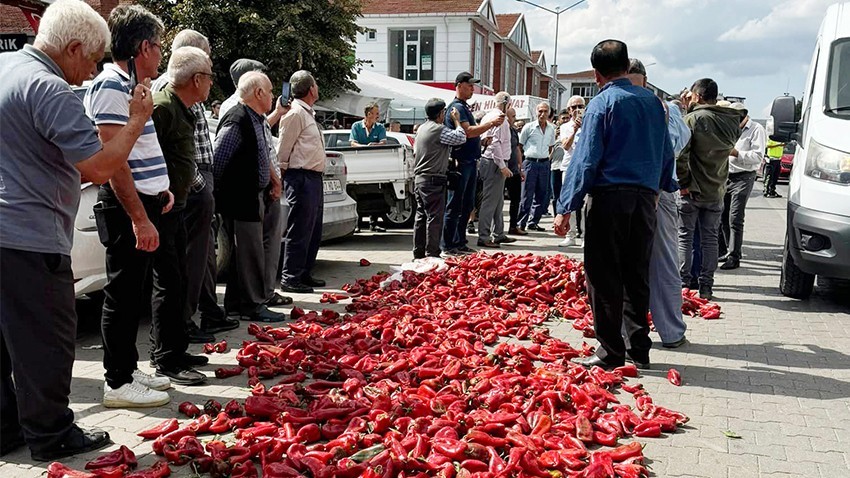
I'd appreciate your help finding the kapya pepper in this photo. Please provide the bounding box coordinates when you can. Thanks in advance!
[47,463,97,478]
[124,461,171,478]
[85,445,137,470]
[137,418,179,440]
[178,401,201,418]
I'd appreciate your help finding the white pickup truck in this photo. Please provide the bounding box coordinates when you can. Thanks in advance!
[322,130,417,227]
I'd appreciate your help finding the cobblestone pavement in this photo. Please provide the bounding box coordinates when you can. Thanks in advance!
[2,183,849,477]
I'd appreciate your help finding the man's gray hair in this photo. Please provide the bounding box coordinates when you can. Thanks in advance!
[291,70,316,99]
[494,91,511,105]
[538,102,551,112]
[171,29,210,55]
[34,0,110,56]
[567,95,585,107]
[237,71,271,100]
[168,46,211,88]
[628,58,647,76]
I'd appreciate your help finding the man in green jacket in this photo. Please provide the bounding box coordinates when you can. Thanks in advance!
[676,79,746,300]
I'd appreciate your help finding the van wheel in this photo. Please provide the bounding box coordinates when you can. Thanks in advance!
[384,196,416,228]
[215,215,232,282]
[780,234,815,299]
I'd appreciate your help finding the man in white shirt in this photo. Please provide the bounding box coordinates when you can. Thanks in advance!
[477,92,514,248]
[557,95,585,247]
[719,102,765,270]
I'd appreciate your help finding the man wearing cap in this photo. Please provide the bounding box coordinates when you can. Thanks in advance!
[442,72,504,255]
[412,98,466,259]
[220,59,267,117]
[719,102,765,270]
[477,91,514,248]
[518,102,557,232]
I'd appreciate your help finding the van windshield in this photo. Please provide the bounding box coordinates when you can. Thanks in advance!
[825,39,850,119]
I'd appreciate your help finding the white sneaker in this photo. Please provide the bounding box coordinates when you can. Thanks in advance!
[103,381,170,408]
[132,369,171,391]
[558,236,576,247]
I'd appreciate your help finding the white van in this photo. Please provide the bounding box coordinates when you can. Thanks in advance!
[769,2,850,299]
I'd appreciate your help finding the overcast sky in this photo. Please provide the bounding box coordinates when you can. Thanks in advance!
[493,0,835,118]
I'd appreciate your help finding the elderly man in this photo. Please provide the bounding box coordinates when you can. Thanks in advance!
[518,102,557,232]
[0,0,153,459]
[477,92,514,248]
[505,107,525,235]
[628,58,692,349]
[220,59,266,116]
[151,30,238,341]
[350,102,388,232]
[557,95,586,247]
[718,102,765,270]
[556,40,678,371]
[147,46,217,387]
[213,72,286,323]
[84,4,181,405]
[278,71,327,293]
[412,99,466,259]
[677,79,746,299]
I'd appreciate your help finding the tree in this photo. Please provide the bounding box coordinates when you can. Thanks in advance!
[138,0,364,100]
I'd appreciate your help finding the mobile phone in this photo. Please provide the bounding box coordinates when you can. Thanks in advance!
[127,57,137,91]
[576,109,584,121]
[280,81,291,107]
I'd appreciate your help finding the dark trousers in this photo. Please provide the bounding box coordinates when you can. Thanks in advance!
[719,171,757,260]
[183,170,220,324]
[413,175,447,258]
[282,169,323,284]
[262,197,284,300]
[518,159,550,228]
[443,160,477,250]
[1,248,76,453]
[764,159,781,194]
[551,167,563,215]
[150,207,190,366]
[97,187,161,388]
[222,195,267,314]
[506,174,522,230]
[678,195,723,288]
[584,188,656,365]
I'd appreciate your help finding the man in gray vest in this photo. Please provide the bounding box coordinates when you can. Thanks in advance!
[412,98,467,259]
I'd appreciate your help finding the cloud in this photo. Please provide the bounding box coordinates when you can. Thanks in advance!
[718,0,834,42]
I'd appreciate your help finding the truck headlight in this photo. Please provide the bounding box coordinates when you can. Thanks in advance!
[804,139,850,185]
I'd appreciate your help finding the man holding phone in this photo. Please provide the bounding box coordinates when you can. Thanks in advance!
[557,95,585,247]
[476,91,513,248]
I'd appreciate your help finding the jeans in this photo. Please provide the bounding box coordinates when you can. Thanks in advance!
[413,175,447,258]
[443,160,477,250]
[550,167,563,215]
[281,169,323,284]
[649,191,686,344]
[678,194,724,288]
[719,171,757,260]
[477,159,507,242]
[518,159,550,228]
[584,188,656,365]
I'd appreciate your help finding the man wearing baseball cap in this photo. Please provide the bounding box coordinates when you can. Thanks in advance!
[442,72,504,255]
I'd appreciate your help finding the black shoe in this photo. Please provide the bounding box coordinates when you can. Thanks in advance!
[625,355,651,370]
[662,336,689,349]
[528,224,545,232]
[302,276,326,288]
[369,224,386,232]
[720,258,740,270]
[509,227,528,236]
[30,426,111,462]
[477,240,500,248]
[186,323,216,344]
[155,363,206,386]
[280,281,313,294]
[0,430,26,456]
[150,352,209,369]
[201,316,240,334]
[718,254,729,263]
[698,286,713,301]
[243,305,286,323]
[494,236,517,244]
[766,192,783,198]
[457,246,476,254]
[570,355,622,370]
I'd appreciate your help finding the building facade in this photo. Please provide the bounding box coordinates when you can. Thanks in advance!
[557,69,673,107]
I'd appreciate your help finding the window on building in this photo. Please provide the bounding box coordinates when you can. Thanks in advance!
[572,82,599,101]
[473,31,483,82]
[505,55,515,92]
[515,62,522,95]
[389,29,434,81]
[366,29,377,41]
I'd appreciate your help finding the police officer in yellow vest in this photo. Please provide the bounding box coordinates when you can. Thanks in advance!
[764,139,784,198]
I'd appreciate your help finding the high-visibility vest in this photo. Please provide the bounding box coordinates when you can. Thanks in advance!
[766,140,783,159]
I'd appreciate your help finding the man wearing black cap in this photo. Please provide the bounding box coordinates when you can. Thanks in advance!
[442,72,504,255]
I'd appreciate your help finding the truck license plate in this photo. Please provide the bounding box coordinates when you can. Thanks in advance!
[323,180,342,194]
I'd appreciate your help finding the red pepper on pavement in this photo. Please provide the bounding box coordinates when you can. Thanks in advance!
[608,441,644,462]
[360,258,371,266]
[124,460,171,478]
[634,421,663,438]
[575,414,594,442]
[47,463,97,478]
[204,399,223,416]
[231,460,258,478]
[213,340,228,353]
[667,368,682,386]
[178,401,201,418]
[207,411,231,434]
[137,418,179,440]
[215,366,245,379]
[90,465,128,478]
[85,445,137,470]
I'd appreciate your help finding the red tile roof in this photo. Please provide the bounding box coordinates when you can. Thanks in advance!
[557,69,595,80]
[495,13,520,37]
[361,0,484,15]
[531,50,542,63]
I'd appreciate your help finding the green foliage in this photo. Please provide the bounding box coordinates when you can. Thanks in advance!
[138,0,364,101]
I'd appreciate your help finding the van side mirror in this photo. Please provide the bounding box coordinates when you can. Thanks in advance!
[769,95,799,142]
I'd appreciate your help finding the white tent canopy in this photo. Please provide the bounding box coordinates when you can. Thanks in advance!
[317,70,546,125]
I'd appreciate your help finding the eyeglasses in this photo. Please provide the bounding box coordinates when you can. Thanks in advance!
[195,72,215,79]
[149,41,162,51]
[568,105,584,110]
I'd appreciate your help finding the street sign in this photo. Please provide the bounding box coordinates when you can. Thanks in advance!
[0,34,28,52]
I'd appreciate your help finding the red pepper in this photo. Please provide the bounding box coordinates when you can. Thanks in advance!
[614,363,639,378]
[295,422,321,443]
[189,456,214,474]
[202,343,215,354]
[575,414,594,442]
[263,462,302,478]
[204,399,223,415]
[432,437,467,461]
[634,421,663,438]
[124,461,171,478]
[215,366,245,379]
[231,460,258,478]
[360,258,371,266]
[213,340,228,353]
[667,368,682,386]
[47,463,97,478]
[208,411,231,434]
[178,401,202,418]
[137,418,178,440]
[90,465,128,478]
[187,414,212,433]
[608,441,644,462]
[85,445,137,470]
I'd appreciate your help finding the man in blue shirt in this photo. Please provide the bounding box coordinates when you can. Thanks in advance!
[349,102,388,231]
[442,72,503,255]
[518,103,556,231]
[556,40,677,370]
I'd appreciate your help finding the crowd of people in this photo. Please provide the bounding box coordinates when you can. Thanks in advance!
[0,0,778,463]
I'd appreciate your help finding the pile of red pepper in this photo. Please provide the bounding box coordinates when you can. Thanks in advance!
[681,289,722,320]
[50,253,695,478]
